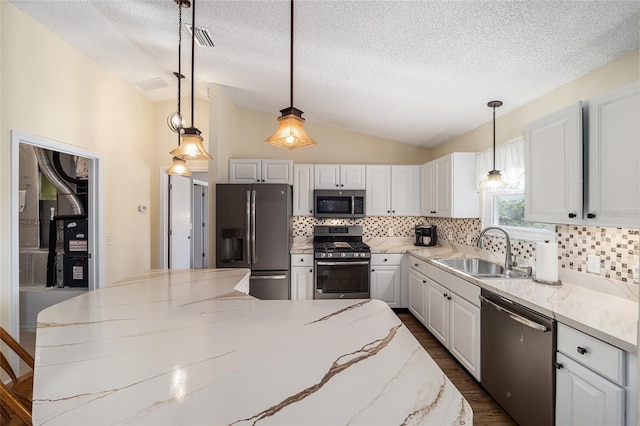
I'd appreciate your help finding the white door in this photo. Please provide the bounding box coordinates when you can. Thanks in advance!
[169,174,192,269]
[421,161,436,216]
[261,160,293,184]
[434,156,452,218]
[314,164,340,189]
[340,165,366,189]
[408,269,426,324]
[371,265,400,307]
[293,164,314,216]
[449,293,481,381]
[426,278,449,346]
[391,165,420,216]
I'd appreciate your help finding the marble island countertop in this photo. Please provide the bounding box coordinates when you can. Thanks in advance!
[33,268,471,425]
[292,237,638,352]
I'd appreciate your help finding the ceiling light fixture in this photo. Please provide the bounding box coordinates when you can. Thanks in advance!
[265,0,316,150]
[170,0,212,161]
[485,100,506,189]
[167,0,192,177]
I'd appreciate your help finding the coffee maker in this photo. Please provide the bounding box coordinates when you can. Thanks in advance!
[414,225,437,247]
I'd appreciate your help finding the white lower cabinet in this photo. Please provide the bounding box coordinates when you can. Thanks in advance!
[555,322,635,426]
[290,254,314,300]
[370,254,404,308]
[408,269,427,324]
[408,255,480,381]
[556,352,624,426]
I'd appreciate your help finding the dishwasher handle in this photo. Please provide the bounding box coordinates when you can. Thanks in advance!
[480,295,549,333]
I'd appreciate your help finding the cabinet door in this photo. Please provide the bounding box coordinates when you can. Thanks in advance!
[391,165,421,216]
[421,161,436,215]
[434,156,452,218]
[524,103,582,224]
[229,159,261,183]
[371,265,400,308]
[340,165,366,189]
[586,82,640,227]
[366,165,392,215]
[556,353,624,426]
[261,160,293,184]
[426,278,449,346]
[408,269,426,325]
[293,164,314,216]
[314,165,340,189]
[291,266,314,300]
[449,293,481,381]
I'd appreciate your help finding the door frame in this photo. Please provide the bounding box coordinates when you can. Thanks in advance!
[10,130,104,337]
[158,168,208,269]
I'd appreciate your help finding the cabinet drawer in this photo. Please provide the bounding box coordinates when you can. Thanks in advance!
[410,255,429,276]
[291,254,313,267]
[371,253,404,265]
[557,323,625,385]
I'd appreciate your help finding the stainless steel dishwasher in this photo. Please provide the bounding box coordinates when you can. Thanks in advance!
[480,289,557,426]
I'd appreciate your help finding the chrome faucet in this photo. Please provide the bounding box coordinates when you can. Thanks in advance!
[477,226,514,271]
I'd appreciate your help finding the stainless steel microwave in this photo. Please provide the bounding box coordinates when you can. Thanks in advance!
[314,190,365,218]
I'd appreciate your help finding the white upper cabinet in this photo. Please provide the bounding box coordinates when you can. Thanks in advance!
[366,165,421,216]
[585,82,639,227]
[524,103,583,224]
[314,164,365,189]
[229,159,293,184]
[421,153,478,218]
[293,164,314,216]
[524,81,639,227]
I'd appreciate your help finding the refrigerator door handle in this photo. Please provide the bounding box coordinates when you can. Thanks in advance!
[250,275,287,280]
[245,190,251,263]
[251,190,257,264]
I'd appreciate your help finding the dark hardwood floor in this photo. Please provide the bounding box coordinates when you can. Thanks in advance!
[397,311,516,426]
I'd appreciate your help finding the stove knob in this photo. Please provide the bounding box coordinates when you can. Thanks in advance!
[341,253,346,258]
[320,253,326,258]
[327,253,333,258]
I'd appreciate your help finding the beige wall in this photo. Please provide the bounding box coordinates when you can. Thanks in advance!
[432,49,640,159]
[211,100,431,167]
[1,3,157,330]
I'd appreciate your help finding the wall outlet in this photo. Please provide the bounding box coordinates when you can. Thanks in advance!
[587,255,600,274]
[633,264,639,284]
[387,227,394,237]
[107,235,113,245]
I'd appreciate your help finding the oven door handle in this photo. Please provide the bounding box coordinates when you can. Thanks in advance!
[480,295,549,332]
[316,261,370,266]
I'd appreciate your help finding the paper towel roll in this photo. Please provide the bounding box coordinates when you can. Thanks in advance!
[536,241,558,282]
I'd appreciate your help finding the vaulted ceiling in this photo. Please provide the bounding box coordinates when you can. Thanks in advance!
[10,0,640,147]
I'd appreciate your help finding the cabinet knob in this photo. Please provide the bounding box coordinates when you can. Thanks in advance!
[587,213,596,219]
[384,258,387,262]
[256,179,260,182]
[372,269,375,272]
[431,210,436,214]
[387,210,391,213]
[555,362,564,369]
[335,184,339,187]
[309,269,312,273]
[422,280,426,284]
[447,296,452,300]
[443,293,447,297]
[300,258,304,262]
[415,264,419,267]
[392,210,395,213]
[568,213,576,218]
[310,210,313,213]
[577,346,588,355]
[340,184,344,187]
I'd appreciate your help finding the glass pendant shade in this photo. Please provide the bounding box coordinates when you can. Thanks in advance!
[170,127,212,160]
[166,157,192,176]
[485,169,506,189]
[265,107,316,150]
[167,112,188,133]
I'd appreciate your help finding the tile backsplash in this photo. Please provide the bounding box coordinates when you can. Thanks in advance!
[292,216,640,283]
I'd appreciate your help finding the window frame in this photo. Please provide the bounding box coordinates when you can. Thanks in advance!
[485,188,554,242]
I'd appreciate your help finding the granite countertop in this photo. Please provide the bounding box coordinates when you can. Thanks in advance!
[32,268,471,425]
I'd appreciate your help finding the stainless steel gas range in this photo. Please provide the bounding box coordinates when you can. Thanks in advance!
[313,225,371,299]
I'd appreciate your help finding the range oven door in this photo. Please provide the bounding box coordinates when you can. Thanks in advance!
[314,260,370,299]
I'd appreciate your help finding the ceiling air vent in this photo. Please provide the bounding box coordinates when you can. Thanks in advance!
[186,24,215,48]
[136,77,169,91]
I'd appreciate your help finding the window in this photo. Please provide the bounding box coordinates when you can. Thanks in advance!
[476,137,554,242]
[487,188,554,241]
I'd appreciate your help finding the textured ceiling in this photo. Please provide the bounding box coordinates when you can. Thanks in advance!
[10,0,640,148]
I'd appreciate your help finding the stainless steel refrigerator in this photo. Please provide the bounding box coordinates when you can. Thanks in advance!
[216,184,291,299]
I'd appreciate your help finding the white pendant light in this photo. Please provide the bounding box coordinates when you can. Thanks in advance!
[265,0,316,150]
[485,100,506,189]
[170,0,213,160]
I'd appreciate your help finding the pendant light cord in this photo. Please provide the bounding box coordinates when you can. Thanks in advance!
[289,0,294,108]
[190,0,196,125]
[492,105,496,170]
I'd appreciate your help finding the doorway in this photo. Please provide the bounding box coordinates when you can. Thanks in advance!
[10,131,104,339]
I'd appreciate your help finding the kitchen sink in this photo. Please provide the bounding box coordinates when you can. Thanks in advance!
[433,258,530,279]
